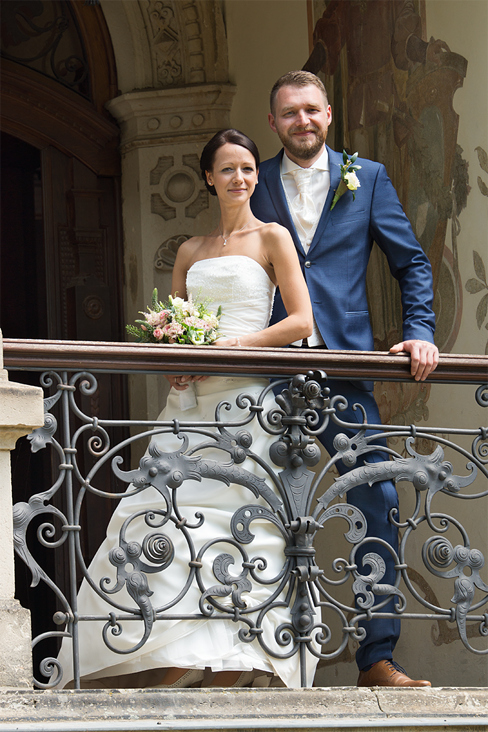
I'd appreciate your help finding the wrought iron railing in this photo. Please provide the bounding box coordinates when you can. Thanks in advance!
[4,339,488,689]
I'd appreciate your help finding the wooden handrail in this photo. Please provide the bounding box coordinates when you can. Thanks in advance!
[2,338,487,384]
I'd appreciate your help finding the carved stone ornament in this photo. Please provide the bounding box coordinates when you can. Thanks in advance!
[150,155,209,221]
[106,85,236,152]
[154,235,191,271]
[143,0,229,90]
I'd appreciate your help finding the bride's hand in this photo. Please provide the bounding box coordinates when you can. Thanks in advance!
[166,375,190,391]
[214,337,241,347]
[166,375,209,390]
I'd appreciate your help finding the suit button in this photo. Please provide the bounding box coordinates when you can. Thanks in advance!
[304,260,311,268]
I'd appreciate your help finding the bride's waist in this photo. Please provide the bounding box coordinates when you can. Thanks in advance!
[217,313,270,339]
[170,375,270,399]
[195,375,269,396]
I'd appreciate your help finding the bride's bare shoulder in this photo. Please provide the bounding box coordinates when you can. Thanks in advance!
[179,234,207,252]
[256,221,294,248]
[176,235,210,264]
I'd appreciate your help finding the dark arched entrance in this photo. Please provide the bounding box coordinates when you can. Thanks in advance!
[1,0,127,685]
[1,0,123,341]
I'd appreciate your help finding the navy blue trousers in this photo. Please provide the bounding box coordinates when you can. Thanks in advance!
[276,367,400,670]
[317,379,400,670]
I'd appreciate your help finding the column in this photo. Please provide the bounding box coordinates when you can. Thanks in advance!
[0,332,44,686]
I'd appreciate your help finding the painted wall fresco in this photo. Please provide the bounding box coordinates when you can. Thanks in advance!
[305,0,469,428]
[465,148,488,356]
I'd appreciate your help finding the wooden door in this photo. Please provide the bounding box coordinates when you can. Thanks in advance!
[1,130,129,680]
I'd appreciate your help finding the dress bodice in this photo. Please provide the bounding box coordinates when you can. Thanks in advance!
[186,255,275,339]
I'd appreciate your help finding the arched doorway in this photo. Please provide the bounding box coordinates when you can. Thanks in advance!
[1,0,123,341]
[0,0,127,683]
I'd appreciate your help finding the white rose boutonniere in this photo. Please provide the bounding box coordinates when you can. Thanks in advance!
[330,150,362,210]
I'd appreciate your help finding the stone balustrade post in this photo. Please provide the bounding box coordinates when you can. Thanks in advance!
[0,331,44,687]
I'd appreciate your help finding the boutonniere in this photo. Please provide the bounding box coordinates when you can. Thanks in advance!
[330,150,362,210]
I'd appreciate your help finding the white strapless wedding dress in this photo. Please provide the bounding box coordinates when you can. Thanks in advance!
[58,256,318,688]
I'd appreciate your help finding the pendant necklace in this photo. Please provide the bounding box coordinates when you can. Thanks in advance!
[218,221,251,246]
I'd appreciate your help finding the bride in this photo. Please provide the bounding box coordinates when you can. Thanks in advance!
[58,129,315,690]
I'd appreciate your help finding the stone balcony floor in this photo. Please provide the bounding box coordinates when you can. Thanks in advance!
[0,687,487,732]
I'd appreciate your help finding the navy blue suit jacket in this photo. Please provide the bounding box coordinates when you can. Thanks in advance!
[251,146,436,354]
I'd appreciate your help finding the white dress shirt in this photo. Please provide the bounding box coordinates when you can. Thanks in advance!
[281,148,330,346]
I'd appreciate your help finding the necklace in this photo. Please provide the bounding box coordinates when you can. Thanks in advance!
[218,221,251,246]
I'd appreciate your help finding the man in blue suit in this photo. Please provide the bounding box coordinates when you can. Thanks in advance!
[251,70,439,687]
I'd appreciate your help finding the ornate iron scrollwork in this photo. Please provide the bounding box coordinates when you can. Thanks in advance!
[12,368,488,688]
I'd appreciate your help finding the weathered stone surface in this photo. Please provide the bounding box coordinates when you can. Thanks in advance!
[0,601,32,689]
[0,381,44,447]
[374,686,488,716]
[0,687,487,731]
[0,338,43,691]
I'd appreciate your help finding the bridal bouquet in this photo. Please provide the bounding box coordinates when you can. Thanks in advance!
[126,289,222,345]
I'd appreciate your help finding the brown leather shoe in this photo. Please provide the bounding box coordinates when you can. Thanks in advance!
[357,660,431,688]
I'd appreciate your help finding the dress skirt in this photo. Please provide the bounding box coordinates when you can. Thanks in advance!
[58,376,318,688]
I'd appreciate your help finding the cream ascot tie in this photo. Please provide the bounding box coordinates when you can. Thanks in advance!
[290,167,317,231]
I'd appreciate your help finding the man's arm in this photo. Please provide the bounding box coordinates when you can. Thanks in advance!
[369,163,439,380]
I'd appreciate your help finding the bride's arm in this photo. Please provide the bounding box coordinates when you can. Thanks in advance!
[166,239,206,391]
[217,224,313,348]
[170,242,191,299]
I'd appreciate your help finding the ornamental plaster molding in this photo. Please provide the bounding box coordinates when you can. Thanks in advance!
[154,234,192,271]
[142,0,228,89]
[106,84,236,151]
[101,1,228,95]
[150,151,209,222]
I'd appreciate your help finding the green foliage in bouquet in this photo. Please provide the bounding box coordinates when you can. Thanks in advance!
[126,289,222,345]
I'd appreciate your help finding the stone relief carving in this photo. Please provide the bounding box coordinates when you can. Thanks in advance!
[145,0,207,87]
[154,235,191,272]
[165,172,195,203]
[151,193,176,221]
[150,154,209,222]
[185,190,209,219]
[182,153,201,176]
[142,0,228,89]
[147,0,183,87]
[149,155,174,185]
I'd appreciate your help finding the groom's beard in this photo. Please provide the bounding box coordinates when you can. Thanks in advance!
[276,124,327,161]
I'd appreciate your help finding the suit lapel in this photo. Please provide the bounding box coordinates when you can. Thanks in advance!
[309,146,342,253]
[264,151,305,256]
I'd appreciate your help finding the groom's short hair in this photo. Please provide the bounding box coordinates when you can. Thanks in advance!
[270,71,328,114]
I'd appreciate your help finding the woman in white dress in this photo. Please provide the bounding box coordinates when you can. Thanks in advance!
[58,129,315,689]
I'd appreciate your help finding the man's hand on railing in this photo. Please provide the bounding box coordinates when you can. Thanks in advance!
[389,339,439,381]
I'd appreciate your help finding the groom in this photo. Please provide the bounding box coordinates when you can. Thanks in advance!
[251,70,439,687]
